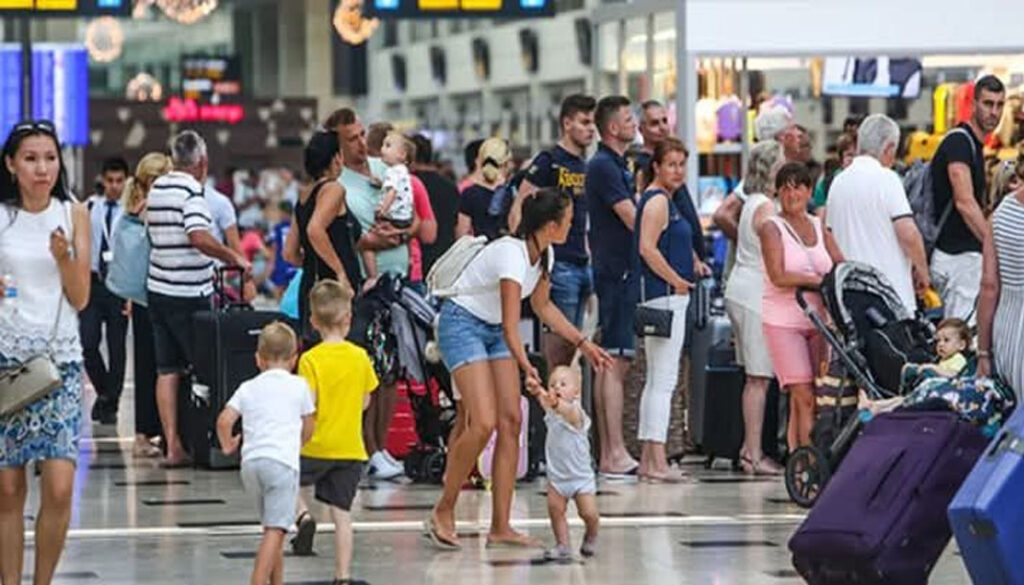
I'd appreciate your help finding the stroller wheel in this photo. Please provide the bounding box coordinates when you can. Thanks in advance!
[425,451,447,484]
[404,451,424,482]
[785,446,831,509]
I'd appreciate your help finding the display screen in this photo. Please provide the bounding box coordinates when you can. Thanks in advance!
[0,0,131,16]
[0,44,90,147]
[366,0,554,18]
[181,55,243,101]
[822,57,923,99]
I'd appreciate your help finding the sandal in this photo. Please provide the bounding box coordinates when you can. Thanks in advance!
[292,511,317,556]
[423,516,460,551]
[485,531,542,549]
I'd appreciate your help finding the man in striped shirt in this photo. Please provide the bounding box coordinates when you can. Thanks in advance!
[147,130,250,467]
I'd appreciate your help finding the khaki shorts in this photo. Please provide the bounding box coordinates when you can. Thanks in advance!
[725,301,775,378]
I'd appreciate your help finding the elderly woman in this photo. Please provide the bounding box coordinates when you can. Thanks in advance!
[724,140,786,475]
[977,173,1024,403]
[0,120,91,585]
[634,137,708,482]
[760,162,844,450]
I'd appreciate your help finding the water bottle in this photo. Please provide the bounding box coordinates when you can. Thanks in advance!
[2,272,16,308]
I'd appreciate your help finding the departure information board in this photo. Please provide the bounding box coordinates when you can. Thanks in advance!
[0,0,132,17]
[0,44,89,147]
[365,0,554,18]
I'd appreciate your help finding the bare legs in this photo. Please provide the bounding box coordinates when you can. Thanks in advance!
[787,383,816,450]
[363,382,398,456]
[155,371,187,464]
[250,528,285,585]
[593,358,636,474]
[0,460,75,585]
[294,487,356,581]
[546,486,599,554]
[486,359,536,545]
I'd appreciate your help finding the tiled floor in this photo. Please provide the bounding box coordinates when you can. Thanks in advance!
[14,420,975,585]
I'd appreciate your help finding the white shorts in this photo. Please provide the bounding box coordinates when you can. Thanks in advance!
[725,300,774,378]
[931,249,982,326]
[549,476,597,499]
[241,458,300,531]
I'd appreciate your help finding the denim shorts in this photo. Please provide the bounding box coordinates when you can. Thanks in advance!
[437,301,511,373]
[594,270,639,357]
[548,260,593,329]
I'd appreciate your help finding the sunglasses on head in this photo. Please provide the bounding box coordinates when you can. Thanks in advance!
[11,120,56,136]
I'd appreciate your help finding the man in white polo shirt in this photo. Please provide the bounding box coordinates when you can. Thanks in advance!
[826,114,930,315]
[146,130,250,467]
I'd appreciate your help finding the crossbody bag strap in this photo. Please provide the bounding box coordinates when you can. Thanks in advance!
[777,215,822,276]
[936,127,980,235]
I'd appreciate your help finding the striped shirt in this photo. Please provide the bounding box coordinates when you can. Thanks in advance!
[146,171,215,298]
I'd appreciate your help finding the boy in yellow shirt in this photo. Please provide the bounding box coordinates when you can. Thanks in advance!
[290,280,378,585]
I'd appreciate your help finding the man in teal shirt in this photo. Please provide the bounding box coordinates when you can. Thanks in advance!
[325,107,417,480]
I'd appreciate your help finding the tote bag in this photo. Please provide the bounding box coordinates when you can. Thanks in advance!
[105,214,150,307]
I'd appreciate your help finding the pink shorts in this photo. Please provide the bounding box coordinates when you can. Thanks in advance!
[762,324,829,389]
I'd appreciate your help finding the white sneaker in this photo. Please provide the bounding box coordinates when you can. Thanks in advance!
[381,449,401,467]
[369,451,403,480]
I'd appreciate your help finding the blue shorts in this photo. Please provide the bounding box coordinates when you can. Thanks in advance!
[594,270,638,357]
[548,260,593,329]
[438,301,512,372]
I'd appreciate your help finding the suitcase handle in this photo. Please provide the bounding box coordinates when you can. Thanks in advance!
[215,266,252,311]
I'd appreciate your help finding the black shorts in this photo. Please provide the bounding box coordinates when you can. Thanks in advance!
[148,292,211,375]
[299,457,363,511]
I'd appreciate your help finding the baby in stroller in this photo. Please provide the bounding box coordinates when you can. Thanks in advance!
[858,318,970,415]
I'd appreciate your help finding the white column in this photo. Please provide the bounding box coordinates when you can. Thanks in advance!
[674,0,699,202]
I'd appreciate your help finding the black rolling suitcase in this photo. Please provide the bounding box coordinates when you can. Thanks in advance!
[700,330,780,469]
[179,267,284,469]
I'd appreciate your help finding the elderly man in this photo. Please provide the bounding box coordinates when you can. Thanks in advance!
[147,130,250,467]
[826,114,930,315]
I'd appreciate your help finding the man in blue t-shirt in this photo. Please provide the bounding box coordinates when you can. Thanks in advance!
[585,95,640,478]
[512,94,596,369]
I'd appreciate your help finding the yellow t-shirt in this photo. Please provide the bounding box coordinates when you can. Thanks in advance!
[298,341,379,461]
[937,352,968,376]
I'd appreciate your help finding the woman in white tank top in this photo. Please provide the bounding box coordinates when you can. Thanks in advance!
[0,120,91,585]
[724,140,786,475]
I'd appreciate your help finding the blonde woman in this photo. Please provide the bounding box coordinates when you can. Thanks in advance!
[455,137,512,240]
[988,158,1021,216]
[118,153,173,457]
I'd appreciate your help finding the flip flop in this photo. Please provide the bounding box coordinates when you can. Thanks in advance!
[599,466,639,481]
[423,517,460,551]
[292,511,317,556]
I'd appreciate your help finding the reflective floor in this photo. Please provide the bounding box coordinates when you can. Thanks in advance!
[14,384,974,585]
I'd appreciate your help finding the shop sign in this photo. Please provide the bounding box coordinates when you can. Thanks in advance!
[162,96,245,124]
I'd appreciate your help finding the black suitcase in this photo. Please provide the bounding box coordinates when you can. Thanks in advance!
[700,334,780,469]
[179,268,284,469]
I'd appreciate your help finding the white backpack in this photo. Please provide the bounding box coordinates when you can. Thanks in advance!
[426,235,490,298]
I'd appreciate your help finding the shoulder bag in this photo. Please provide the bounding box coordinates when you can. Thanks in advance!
[105,213,150,306]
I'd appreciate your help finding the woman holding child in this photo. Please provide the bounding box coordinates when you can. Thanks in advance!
[426,187,612,550]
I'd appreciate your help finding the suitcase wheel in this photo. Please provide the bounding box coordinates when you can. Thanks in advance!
[785,446,831,509]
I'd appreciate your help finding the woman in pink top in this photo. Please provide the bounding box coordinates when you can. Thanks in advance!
[759,163,844,450]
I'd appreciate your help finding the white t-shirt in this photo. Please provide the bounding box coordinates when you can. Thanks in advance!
[381,163,414,222]
[826,155,916,314]
[225,369,315,471]
[204,186,238,245]
[451,236,554,324]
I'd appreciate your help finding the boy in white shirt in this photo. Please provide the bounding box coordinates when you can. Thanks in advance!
[217,322,316,585]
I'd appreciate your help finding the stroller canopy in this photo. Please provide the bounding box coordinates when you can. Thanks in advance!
[822,261,912,342]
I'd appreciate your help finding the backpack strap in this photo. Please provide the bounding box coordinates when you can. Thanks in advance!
[934,127,980,241]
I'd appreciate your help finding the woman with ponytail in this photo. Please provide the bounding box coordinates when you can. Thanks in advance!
[119,153,173,457]
[455,137,512,240]
[426,187,612,550]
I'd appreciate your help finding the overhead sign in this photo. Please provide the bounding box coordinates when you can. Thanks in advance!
[0,0,132,16]
[181,55,242,101]
[0,44,89,147]
[366,0,554,18]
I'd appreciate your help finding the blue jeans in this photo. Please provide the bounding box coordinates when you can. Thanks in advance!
[548,261,593,329]
[437,301,512,372]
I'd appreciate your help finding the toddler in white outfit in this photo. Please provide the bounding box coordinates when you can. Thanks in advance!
[363,131,416,280]
[527,365,600,563]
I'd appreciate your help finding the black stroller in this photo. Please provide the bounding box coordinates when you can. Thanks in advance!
[385,281,457,484]
[784,262,935,508]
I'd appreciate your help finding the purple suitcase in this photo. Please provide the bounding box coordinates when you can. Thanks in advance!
[789,411,987,585]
